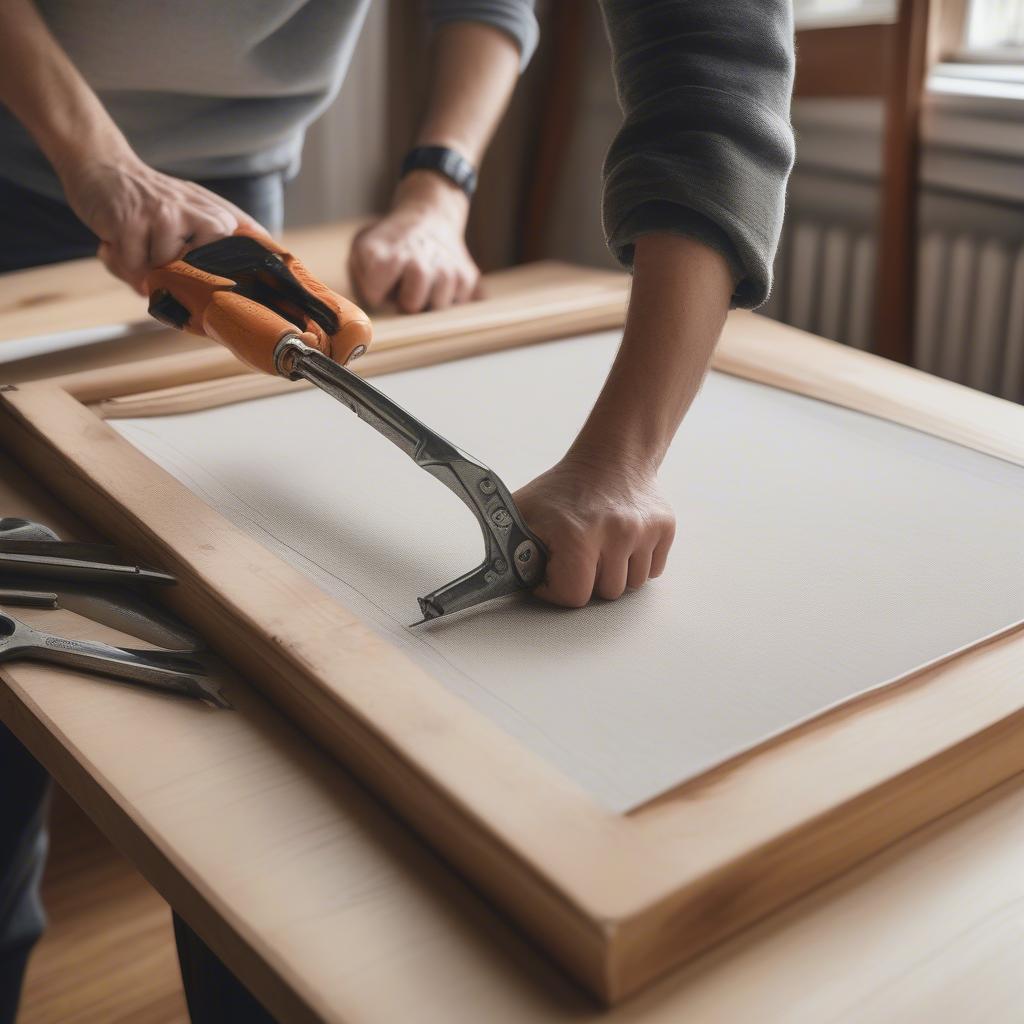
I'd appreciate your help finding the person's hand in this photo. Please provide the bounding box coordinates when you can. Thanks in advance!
[513,452,676,608]
[349,171,480,314]
[59,154,256,294]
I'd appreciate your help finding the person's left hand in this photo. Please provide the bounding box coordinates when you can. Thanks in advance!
[349,171,480,314]
[513,452,676,608]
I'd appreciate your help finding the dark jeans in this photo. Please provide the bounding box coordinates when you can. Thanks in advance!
[0,724,48,1024]
[0,171,282,1024]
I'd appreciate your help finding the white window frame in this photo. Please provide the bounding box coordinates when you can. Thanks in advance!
[793,0,897,31]
[953,0,1024,62]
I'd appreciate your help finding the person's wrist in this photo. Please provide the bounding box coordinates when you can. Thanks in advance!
[565,433,662,483]
[50,129,140,188]
[393,169,470,227]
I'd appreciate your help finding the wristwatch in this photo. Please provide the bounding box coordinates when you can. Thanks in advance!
[400,145,478,199]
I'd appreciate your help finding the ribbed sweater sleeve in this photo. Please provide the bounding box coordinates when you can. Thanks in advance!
[425,0,539,70]
[600,0,795,307]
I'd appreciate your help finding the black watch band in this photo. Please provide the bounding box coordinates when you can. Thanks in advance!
[400,145,477,199]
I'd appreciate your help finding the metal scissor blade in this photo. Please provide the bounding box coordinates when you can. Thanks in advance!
[0,578,201,652]
[0,519,157,567]
[0,539,123,561]
[0,589,58,609]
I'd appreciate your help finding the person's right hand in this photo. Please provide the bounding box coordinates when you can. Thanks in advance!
[59,155,257,294]
[513,451,676,608]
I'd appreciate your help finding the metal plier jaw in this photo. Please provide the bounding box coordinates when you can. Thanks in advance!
[0,611,228,708]
[146,227,372,375]
[0,516,200,651]
[274,336,548,622]
[415,443,545,621]
[0,518,229,707]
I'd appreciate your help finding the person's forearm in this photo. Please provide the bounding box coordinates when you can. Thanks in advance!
[599,0,794,307]
[351,20,521,311]
[0,1,249,290]
[396,21,519,210]
[0,0,132,181]
[570,234,733,472]
[416,20,519,164]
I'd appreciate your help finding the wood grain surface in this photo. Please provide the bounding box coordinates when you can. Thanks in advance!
[57,261,628,409]
[0,224,628,402]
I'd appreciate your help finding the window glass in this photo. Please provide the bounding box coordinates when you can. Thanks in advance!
[964,0,1024,53]
[793,0,897,28]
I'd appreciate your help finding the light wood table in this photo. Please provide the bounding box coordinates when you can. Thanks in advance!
[2,250,1024,1022]
[3,449,1024,1023]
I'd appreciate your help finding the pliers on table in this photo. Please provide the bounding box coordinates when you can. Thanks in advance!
[0,517,229,708]
[0,610,226,708]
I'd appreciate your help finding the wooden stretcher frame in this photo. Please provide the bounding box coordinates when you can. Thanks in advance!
[2,269,1024,1004]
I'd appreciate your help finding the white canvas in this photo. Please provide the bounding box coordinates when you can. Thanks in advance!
[114,331,1024,811]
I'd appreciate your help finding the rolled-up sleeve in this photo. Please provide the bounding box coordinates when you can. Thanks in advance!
[425,1,539,70]
[600,0,795,308]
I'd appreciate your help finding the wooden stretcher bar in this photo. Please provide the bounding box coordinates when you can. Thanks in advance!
[2,260,1024,1002]
[3,255,629,399]
[87,309,1024,470]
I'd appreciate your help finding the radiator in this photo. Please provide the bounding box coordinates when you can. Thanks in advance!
[918,230,1024,401]
[764,203,1024,405]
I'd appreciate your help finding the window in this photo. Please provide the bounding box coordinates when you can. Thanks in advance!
[960,0,1024,60]
[792,0,897,30]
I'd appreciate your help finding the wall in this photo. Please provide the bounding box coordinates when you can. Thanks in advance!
[284,1,390,228]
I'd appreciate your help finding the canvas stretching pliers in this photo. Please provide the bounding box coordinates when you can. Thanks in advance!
[0,517,229,708]
[147,228,547,622]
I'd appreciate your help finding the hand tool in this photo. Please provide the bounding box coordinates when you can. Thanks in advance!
[0,589,57,609]
[0,516,224,705]
[0,517,55,543]
[147,229,548,622]
[1,515,175,585]
[0,609,228,708]
[1,517,199,650]
[0,541,176,586]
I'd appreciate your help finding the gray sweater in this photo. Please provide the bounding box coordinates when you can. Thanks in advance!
[0,1,538,193]
[600,1,795,306]
[1,1,793,307]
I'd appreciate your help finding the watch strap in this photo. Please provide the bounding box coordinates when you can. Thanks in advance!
[400,145,478,198]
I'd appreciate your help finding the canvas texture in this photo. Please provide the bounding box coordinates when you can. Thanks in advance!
[114,332,1024,811]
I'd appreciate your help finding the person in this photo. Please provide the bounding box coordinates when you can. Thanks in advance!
[0,1,794,1020]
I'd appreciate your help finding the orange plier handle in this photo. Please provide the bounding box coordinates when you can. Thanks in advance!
[145,226,372,376]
